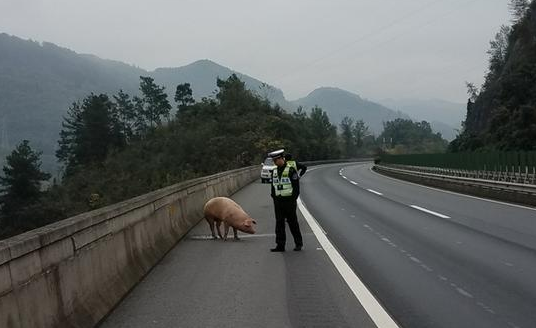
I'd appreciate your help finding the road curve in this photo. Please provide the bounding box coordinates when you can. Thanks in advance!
[300,163,536,328]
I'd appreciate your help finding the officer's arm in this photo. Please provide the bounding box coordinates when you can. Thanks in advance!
[297,162,307,177]
[290,167,300,199]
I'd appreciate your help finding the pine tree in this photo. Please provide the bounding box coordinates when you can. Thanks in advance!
[0,140,50,229]
[57,93,124,174]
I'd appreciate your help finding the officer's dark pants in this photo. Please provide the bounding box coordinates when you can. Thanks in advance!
[274,198,303,248]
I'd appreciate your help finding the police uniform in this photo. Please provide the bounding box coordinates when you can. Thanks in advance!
[268,149,303,252]
[285,153,307,177]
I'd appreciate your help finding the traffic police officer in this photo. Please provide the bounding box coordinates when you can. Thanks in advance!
[268,149,303,252]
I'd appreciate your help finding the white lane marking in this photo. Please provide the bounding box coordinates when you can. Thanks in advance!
[420,264,433,272]
[477,302,496,314]
[410,205,450,219]
[409,256,421,264]
[367,189,383,195]
[456,287,474,299]
[350,180,359,185]
[298,198,400,328]
[342,176,348,180]
[369,166,536,212]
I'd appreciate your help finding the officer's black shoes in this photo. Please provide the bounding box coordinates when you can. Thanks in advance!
[293,245,302,251]
[270,246,285,252]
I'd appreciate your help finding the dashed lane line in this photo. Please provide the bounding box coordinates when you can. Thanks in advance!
[367,189,383,196]
[410,205,450,219]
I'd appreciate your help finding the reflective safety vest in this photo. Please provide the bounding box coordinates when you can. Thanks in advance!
[287,160,297,171]
[272,166,293,197]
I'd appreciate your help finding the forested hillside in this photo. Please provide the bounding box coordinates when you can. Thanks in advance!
[450,1,536,151]
[0,74,342,238]
[0,34,291,172]
[0,34,144,171]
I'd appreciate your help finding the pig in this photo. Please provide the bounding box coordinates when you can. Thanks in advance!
[203,197,257,240]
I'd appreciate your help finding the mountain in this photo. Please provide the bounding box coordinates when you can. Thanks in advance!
[0,34,144,172]
[0,34,292,172]
[451,2,536,151]
[377,98,465,141]
[292,87,409,135]
[152,60,294,109]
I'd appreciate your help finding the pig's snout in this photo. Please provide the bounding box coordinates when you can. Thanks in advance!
[242,219,257,234]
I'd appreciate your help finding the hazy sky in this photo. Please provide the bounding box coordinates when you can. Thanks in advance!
[0,0,511,102]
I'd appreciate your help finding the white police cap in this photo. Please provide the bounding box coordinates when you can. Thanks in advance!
[268,149,285,159]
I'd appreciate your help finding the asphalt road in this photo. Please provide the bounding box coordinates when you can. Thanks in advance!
[99,177,377,328]
[300,163,536,328]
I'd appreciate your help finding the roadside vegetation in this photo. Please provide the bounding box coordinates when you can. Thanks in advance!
[450,0,536,152]
[0,73,448,239]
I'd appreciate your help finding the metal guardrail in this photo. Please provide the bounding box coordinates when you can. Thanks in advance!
[303,157,374,166]
[383,164,536,185]
[375,164,536,196]
[379,151,536,173]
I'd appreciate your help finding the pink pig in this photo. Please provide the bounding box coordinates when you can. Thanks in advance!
[203,197,257,240]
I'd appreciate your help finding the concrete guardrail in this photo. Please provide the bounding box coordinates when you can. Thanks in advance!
[0,165,259,328]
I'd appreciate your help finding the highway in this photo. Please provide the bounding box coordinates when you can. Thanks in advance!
[99,170,378,328]
[300,163,536,328]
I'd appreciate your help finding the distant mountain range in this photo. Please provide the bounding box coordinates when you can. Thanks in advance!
[0,33,463,172]
[292,87,409,135]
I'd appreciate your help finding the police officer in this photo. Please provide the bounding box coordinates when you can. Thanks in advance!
[268,149,303,252]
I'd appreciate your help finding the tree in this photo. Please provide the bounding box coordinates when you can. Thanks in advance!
[0,140,50,229]
[138,76,172,129]
[113,89,136,143]
[487,25,511,78]
[57,93,124,174]
[352,119,369,151]
[309,106,339,159]
[380,119,447,154]
[465,82,479,102]
[175,83,195,109]
[340,117,354,158]
[509,0,530,22]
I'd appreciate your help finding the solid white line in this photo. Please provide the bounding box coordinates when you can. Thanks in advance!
[350,181,358,185]
[410,205,450,219]
[369,166,536,212]
[297,198,400,328]
[367,189,383,196]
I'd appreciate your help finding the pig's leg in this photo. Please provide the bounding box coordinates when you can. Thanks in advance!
[232,227,240,241]
[223,222,230,241]
[205,217,217,239]
[215,221,223,239]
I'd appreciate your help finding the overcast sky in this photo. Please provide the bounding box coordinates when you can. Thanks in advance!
[1,0,512,102]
